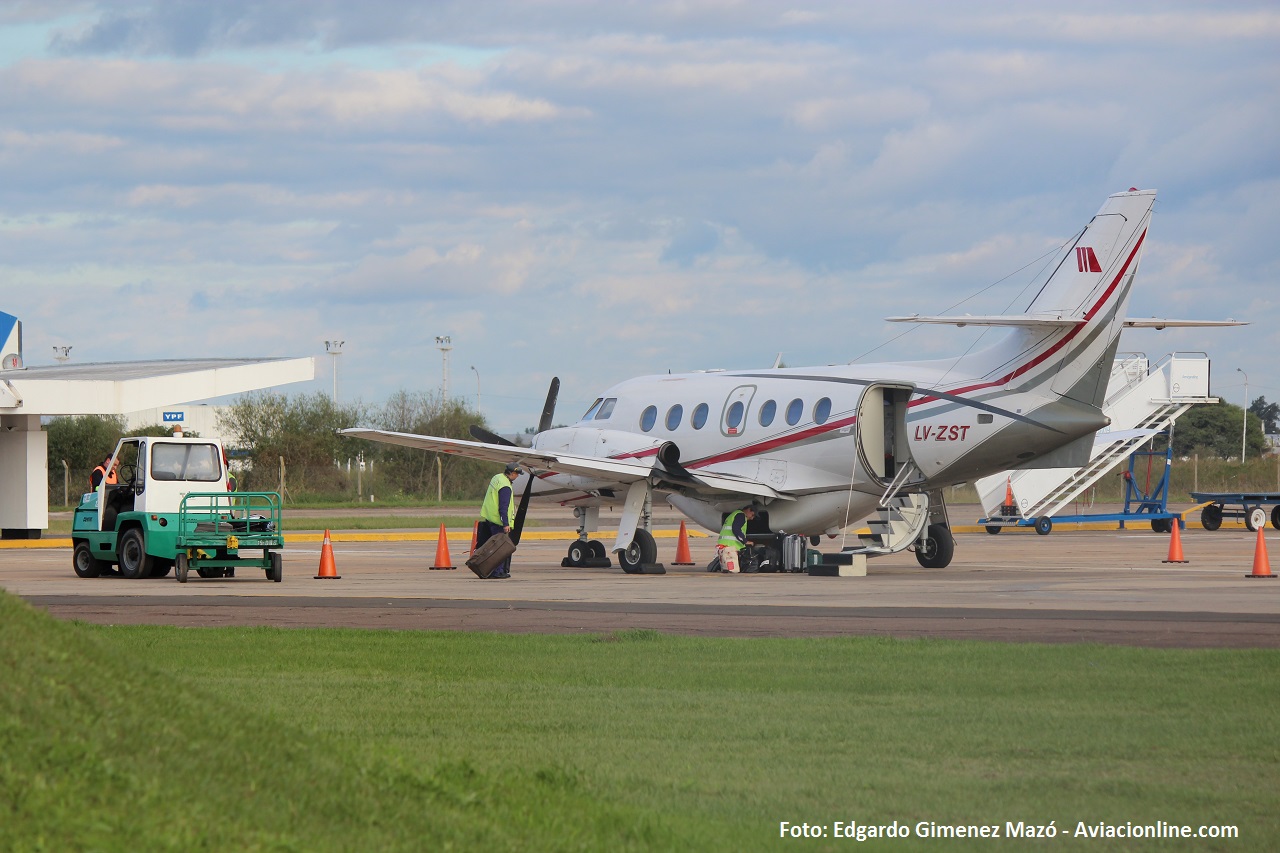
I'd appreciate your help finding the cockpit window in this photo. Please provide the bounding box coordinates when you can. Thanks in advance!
[151,442,222,482]
[581,398,604,421]
[594,398,617,420]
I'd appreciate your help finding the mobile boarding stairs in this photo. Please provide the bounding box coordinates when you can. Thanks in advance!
[976,352,1216,534]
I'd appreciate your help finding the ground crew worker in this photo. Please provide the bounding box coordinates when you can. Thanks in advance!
[476,462,521,578]
[716,503,757,574]
[89,454,118,488]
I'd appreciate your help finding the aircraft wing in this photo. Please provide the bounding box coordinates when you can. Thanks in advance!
[340,428,789,500]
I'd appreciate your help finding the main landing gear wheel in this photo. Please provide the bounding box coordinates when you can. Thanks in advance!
[1246,506,1267,533]
[1201,504,1223,531]
[588,540,607,559]
[566,540,590,567]
[1034,516,1053,536]
[618,528,658,574]
[915,523,954,569]
[72,541,105,578]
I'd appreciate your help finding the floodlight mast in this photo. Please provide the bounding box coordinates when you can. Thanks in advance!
[1237,367,1248,462]
[435,336,452,398]
[325,339,344,403]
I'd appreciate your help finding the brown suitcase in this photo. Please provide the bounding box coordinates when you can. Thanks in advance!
[466,532,516,578]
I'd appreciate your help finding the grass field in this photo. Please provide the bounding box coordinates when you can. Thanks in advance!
[3,589,1277,851]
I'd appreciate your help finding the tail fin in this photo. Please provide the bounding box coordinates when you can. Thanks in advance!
[968,189,1156,407]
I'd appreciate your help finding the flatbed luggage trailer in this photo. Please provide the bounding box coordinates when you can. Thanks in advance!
[1190,492,1280,532]
[174,492,284,583]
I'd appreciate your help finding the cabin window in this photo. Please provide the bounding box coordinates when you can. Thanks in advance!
[666,404,683,431]
[786,398,804,425]
[759,399,776,427]
[639,405,657,432]
[595,398,617,420]
[692,403,709,430]
[726,401,745,431]
[814,397,832,425]
[581,398,603,421]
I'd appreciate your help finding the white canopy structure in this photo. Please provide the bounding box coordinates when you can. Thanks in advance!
[0,313,314,537]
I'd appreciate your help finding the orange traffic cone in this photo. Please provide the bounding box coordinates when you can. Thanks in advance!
[1247,526,1275,578]
[1001,477,1016,515]
[1162,519,1188,564]
[469,520,479,555]
[431,523,456,570]
[315,529,340,579]
[673,521,695,566]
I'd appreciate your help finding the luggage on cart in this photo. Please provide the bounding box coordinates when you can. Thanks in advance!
[781,534,806,573]
[466,532,516,578]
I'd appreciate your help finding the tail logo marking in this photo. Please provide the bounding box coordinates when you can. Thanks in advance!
[1076,246,1102,273]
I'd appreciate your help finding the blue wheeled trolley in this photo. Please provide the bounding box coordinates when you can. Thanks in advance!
[1189,492,1280,533]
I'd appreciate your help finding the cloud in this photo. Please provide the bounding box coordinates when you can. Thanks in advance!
[1,1,1277,430]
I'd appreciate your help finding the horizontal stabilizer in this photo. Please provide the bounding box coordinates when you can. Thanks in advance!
[886,315,1246,329]
[1120,318,1247,329]
[885,313,1082,328]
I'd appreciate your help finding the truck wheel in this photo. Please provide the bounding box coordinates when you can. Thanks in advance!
[72,541,104,578]
[268,552,283,583]
[1271,504,1280,531]
[118,528,156,580]
[176,553,189,583]
[151,560,173,579]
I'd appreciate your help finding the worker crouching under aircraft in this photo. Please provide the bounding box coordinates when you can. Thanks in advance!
[716,503,758,574]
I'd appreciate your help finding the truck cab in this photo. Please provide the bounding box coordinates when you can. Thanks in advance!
[94,436,230,533]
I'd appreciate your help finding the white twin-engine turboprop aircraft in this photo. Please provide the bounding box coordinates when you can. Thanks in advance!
[343,189,1234,573]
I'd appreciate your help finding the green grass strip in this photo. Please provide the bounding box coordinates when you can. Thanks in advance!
[3,590,1278,850]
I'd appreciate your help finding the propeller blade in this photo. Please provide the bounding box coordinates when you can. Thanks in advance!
[537,377,560,434]
[469,425,516,447]
[510,471,535,546]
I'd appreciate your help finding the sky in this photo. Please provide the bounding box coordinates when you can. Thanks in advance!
[1,0,1277,432]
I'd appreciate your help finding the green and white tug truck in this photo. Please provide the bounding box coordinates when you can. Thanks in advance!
[72,434,284,583]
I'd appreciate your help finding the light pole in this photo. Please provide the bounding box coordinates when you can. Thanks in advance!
[324,340,344,403]
[435,336,452,398]
[470,365,481,412]
[1237,368,1248,462]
